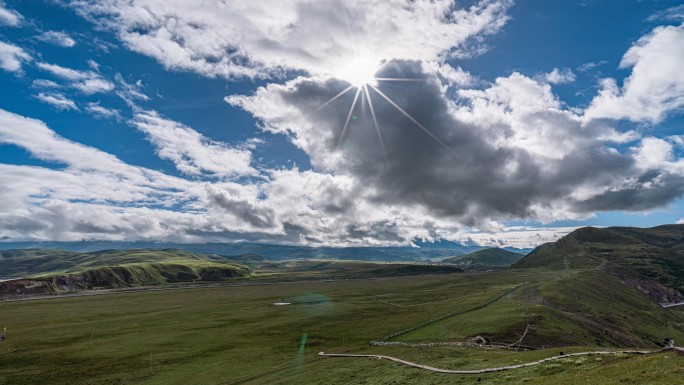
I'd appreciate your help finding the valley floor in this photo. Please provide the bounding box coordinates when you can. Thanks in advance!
[1,269,683,384]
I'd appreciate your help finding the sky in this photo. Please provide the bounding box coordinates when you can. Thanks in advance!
[1,0,683,248]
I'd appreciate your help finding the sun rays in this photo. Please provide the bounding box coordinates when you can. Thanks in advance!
[316,61,455,160]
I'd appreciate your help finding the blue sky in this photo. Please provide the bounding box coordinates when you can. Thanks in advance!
[0,0,683,247]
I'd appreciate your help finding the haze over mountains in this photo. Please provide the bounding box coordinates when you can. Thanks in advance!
[0,239,531,263]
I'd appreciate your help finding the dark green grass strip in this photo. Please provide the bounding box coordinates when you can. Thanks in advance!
[383,283,528,341]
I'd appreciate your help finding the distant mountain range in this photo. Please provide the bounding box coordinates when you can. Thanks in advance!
[0,240,532,262]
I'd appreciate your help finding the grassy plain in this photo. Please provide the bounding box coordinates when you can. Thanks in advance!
[2,267,684,384]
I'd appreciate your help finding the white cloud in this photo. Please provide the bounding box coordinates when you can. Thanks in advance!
[35,92,79,111]
[87,59,100,71]
[36,62,115,94]
[114,73,149,108]
[0,108,462,246]
[542,67,576,84]
[37,31,77,47]
[85,102,121,120]
[131,111,255,178]
[0,108,196,206]
[577,60,608,73]
[36,62,90,80]
[647,4,684,22]
[230,60,684,228]
[71,0,512,79]
[584,23,684,123]
[0,2,22,27]
[32,79,61,89]
[0,41,31,73]
[73,77,115,94]
[425,61,475,87]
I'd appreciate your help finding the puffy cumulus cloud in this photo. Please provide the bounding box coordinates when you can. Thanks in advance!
[572,137,684,213]
[248,168,457,245]
[36,62,115,94]
[71,0,512,78]
[584,22,684,124]
[35,92,79,111]
[0,110,427,245]
[131,111,255,178]
[36,31,77,47]
[0,2,22,26]
[0,110,206,241]
[229,59,684,228]
[0,41,31,73]
[0,108,433,245]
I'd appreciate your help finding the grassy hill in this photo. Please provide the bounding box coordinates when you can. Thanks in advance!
[514,225,684,302]
[0,249,251,294]
[441,247,524,267]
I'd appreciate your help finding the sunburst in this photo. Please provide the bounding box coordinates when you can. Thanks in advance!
[316,57,455,159]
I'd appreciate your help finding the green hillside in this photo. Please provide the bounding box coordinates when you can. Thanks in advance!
[442,247,524,267]
[0,249,251,294]
[514,225,684,302]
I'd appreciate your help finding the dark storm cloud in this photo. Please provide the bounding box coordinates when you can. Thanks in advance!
[276,61,545,221]
[345,221,407,243]
[205,185,276,229]
[230,59,684,228]
[574,172,684,212]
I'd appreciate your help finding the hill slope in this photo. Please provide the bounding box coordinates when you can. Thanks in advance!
[514,225,684,303]
[0,249,251,295]
[442,247,524,267]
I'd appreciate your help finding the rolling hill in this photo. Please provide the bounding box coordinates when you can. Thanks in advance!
[441,247,524,267]
[514,225,684,303]
[388,225,684,349]
[0,249,251,295]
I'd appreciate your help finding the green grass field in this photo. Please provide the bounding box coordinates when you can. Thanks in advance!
[2,268,683,384]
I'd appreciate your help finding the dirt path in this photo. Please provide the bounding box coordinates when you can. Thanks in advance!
[318,347,682,374]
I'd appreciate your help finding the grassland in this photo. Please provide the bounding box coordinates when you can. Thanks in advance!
[441,248,524,268]
[2,267,683,384]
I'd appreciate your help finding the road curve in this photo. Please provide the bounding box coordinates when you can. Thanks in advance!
[319,348,682,374]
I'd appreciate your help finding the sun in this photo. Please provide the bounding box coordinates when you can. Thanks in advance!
[315,57,455,160]
[336,57,381,87]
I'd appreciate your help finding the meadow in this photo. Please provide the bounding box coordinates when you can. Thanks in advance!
[2,268,683,384]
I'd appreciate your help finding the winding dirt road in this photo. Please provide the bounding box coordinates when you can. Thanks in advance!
[318,347,683,374]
